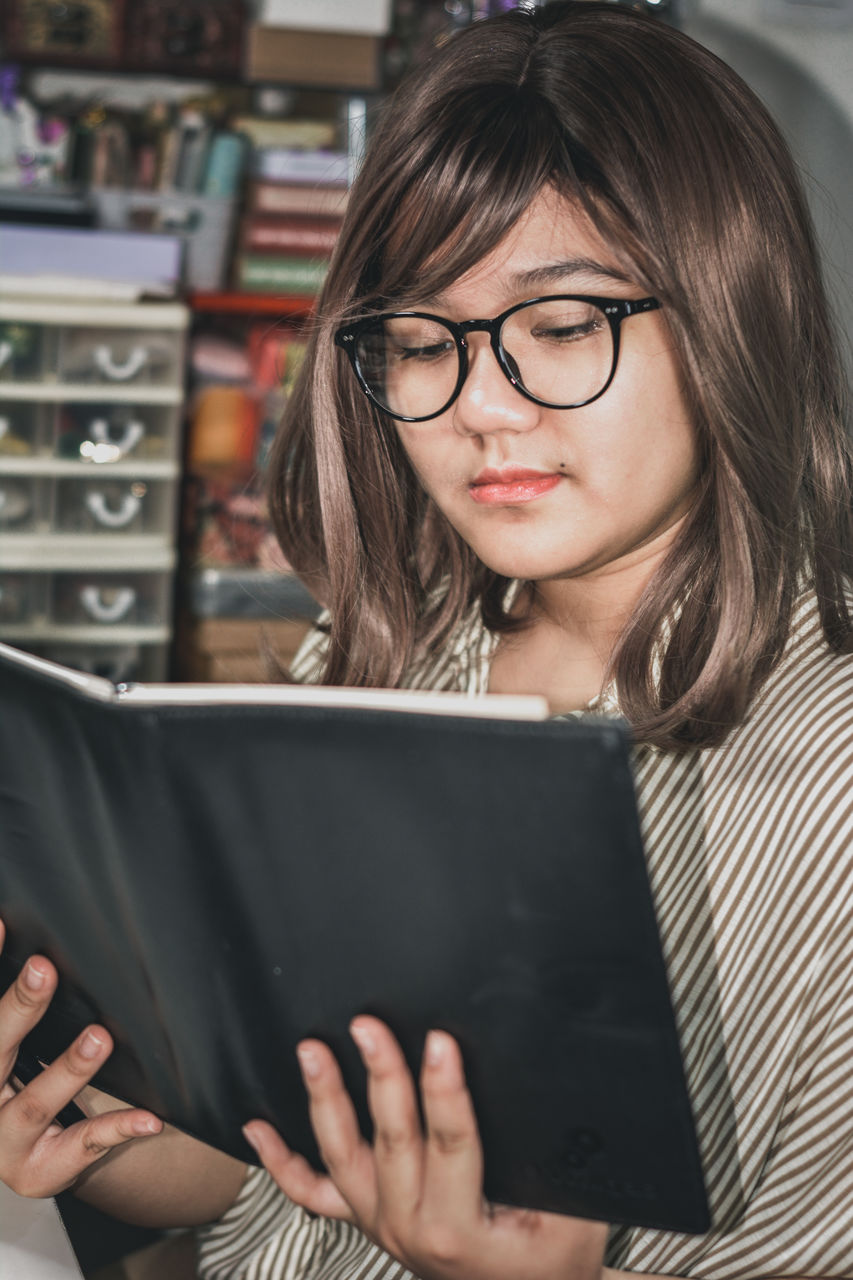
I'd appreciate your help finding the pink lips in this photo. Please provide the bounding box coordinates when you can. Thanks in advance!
[468,467,562,506]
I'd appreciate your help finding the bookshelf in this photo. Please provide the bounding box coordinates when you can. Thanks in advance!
[0,11,369,684]
[0,1,498,684]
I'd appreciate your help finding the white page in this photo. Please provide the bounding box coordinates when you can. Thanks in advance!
[0,640,549,720]
[0,1184,83,1279]
[116,681,548,718]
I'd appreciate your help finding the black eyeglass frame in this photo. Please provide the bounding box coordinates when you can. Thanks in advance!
[334,294,661,423]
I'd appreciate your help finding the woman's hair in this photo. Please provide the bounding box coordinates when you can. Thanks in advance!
[268,0,853,748]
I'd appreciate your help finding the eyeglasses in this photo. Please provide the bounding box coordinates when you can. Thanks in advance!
[334,294,661,423]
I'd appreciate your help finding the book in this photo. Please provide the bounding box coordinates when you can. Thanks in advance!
[254,147,349,186]
[0,641,710,1234]
[255,0,393,34]
[249,180,350,218]
[236,252,329,294]
[242,215,341,257]
[0,1181,83,1280]
[233,117,339,151]
[245,26,383,90]
[173,110,212,194]
[0,224,183,296]
[200,132,248,199]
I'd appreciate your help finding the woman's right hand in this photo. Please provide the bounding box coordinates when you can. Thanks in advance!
[0,919,163,1199]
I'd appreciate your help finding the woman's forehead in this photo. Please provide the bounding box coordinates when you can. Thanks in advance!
[420,188,636,311]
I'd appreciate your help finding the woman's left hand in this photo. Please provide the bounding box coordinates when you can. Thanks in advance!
[244,1016,609,1280]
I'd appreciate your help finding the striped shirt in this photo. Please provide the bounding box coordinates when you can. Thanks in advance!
[197,590,853,1279]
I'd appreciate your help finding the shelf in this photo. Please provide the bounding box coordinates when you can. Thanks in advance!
[0,382,184,406]
[0,623,171,646]
[0,537,177,572]
[0,300,189,328]
[0,458,180,479]
[189,291,316,317]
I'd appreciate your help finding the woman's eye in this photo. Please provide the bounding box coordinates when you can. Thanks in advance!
[532,320,602,342]
[395,341,454,362]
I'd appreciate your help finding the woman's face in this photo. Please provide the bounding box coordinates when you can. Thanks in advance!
[394,187,700,584]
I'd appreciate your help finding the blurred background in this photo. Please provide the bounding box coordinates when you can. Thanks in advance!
[0,0,850,703]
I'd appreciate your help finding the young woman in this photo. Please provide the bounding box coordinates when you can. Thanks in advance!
[1,5,851,1279]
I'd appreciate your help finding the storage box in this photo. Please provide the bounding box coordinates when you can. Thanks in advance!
[180,615,314,682]
[245,27,383,89]
[0,224,183,294]
[91,189,238,292]
[0,569,172,632]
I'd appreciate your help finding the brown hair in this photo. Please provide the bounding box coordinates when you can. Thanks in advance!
[268,0,853,748]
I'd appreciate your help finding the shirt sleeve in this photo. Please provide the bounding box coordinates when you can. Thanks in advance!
[288,612,330,685]
[195,1167,421,1280]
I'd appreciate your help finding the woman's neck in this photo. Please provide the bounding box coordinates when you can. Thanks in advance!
[489,524,684,713]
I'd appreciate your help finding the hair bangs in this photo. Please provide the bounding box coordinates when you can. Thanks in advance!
[362,87,573,309]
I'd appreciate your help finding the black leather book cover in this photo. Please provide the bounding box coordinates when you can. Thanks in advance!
[0,642,709,1234]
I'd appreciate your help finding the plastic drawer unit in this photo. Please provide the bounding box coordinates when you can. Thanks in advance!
[0,298,189,680]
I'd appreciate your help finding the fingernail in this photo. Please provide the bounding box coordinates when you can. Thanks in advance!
[78,1030,105,1060]
[242,1124,260,1153]
[425,1031,446,1067]
[23,961,46,991]
[349,1022,376,1057]
[132,1116,160,1136]
[297,1045,321,1079]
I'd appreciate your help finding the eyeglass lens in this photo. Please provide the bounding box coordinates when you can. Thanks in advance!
[353,299,615,419]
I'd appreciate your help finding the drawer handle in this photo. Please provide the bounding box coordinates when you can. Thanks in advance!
[93,345,150,382]
[0,341,11,371]
[88,417,146,458]
[0,485,31,523]
[85,490,142,528]
[79,585,137,623]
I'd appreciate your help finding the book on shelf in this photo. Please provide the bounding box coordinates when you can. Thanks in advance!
[254,147,349,186]
[233,117,339,151]
[172,109,213,194]
[236,253,329,294]
[255,0,394,34]
[241,215,341,257]
[246,26,384,89]
[249,180,350,219]
[0,640,710,1234]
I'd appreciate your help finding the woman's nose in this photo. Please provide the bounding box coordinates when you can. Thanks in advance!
[450,336,542,437]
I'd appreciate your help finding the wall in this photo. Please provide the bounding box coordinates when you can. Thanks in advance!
[679,0,853,361]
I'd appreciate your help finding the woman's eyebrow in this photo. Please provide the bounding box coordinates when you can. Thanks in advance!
[511,258,633,290]
[419,258,634,313]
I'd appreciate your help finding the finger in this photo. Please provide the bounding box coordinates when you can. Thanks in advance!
[350,1017,425,1221]
[0,956,58,1079]
[8,1106,162,1200]
[297,1038,377,1222]
[243,1120,355,1221]
[2,1025,115,1159]
[419,1031,484,1226]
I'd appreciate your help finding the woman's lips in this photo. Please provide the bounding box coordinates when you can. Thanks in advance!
[468,468,563,505]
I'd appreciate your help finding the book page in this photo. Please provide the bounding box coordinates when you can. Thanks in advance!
[116,681,549,719]
[0,639,550,719]
[0,1184,83,1279]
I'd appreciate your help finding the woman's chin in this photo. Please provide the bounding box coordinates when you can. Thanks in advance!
[473,548,591,582]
